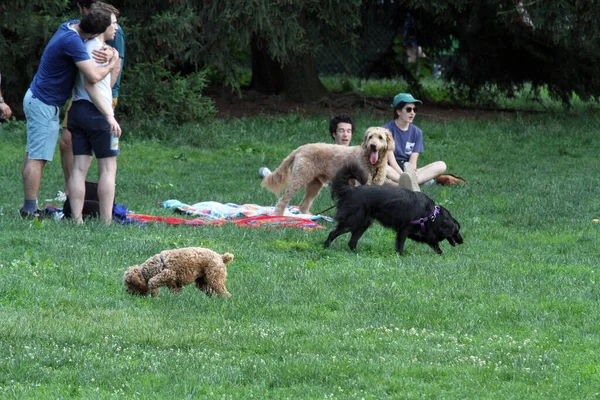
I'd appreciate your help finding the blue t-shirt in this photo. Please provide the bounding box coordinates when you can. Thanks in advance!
[106,24,125,98]
[30,20,90,106]
[383,120,424,163]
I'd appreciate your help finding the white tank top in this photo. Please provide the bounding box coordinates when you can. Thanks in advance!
[71,36,112,108]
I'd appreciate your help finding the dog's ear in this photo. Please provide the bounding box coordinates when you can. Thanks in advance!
[361,128,371,147]
[123,266,148,295]
[383,128,395,150]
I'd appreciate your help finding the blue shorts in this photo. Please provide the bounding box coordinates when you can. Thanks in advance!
[68,100,119,159]
[23,88,60,161]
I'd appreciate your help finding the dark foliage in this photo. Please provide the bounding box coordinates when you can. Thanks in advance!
[2,0,600,118]
[393,0,600,104]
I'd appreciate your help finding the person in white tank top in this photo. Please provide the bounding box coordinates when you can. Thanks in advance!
[67,4,121,224]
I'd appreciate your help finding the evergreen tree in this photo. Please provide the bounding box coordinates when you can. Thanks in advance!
[3,0,600,115]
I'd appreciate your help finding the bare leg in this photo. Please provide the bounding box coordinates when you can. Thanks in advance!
[22,156,46,204]
[68,155,93,224]
[384,165,400,187]
[59,128,73,195]
[416,161,446,184]
[385,165,418,191]
[97,157,117,224]
[385,165,401,182]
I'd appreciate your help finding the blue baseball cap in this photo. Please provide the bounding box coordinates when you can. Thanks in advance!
[391,93,422,108]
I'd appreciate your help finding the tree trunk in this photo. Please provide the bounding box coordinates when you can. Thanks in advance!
[249,7,329,103]
[278,8,328,102]
[281,53,329,103]
[250,39,329,102]
[249,33,284,94]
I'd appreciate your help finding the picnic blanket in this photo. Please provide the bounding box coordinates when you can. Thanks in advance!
[126,213,227,226]
[43,201,331,230]
[125,212,325,230]
[159,200,334,222]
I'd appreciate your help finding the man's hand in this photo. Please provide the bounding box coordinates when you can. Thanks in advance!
[91,46,115,64]
[0,102,12,120]
[106,115,122,138]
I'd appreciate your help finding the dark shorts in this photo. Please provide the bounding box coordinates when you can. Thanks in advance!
[68,100,119,159]
[395,158,406,171]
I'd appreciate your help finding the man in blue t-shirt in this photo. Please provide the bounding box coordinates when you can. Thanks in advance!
[20,7,121,220]
[59,0,126,196]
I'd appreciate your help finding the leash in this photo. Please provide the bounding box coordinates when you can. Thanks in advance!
[410,206,440,233]
[315,204,336,216]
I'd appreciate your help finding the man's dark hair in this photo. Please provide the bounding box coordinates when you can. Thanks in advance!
[79,6,112,34]
[329,115,354,139]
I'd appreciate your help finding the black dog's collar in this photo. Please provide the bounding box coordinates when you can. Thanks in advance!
[410,206,440,233]
[159,254,168,270]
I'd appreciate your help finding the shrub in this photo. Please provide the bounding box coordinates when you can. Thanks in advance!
[117,61,215,124]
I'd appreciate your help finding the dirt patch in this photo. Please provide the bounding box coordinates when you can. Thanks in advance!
[206,88,510,121]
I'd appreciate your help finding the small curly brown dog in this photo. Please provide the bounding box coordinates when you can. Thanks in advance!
[123,247,233,298]
[262,127,394,215]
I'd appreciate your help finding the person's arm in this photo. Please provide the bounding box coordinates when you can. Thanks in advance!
[83,79,121,137]
[387,150,404,175]
[91,46,113,64]
[0,88,11,121]
[408,152,419,169]
[90,45,121,88]
[75,48,119,84]
[409,153,419,179]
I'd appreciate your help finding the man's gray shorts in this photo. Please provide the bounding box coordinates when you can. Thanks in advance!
[23,88,60,161]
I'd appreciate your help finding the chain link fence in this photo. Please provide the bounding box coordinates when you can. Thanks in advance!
[316,11,401,76]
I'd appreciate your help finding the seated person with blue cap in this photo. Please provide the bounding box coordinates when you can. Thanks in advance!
[383,93,447,189]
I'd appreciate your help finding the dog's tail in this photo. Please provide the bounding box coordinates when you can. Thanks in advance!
[332,161,369,200]
[221,253,234,264]
[261,149,299,194]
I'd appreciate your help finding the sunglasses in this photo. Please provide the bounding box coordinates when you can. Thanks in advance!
[403,107,418,113]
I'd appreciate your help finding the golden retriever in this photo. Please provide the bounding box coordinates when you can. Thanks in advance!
[262,127,394,215]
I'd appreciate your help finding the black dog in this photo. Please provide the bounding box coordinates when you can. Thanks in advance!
[323,162,463,255]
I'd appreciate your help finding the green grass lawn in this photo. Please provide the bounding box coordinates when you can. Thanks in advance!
[1,111,599,399]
